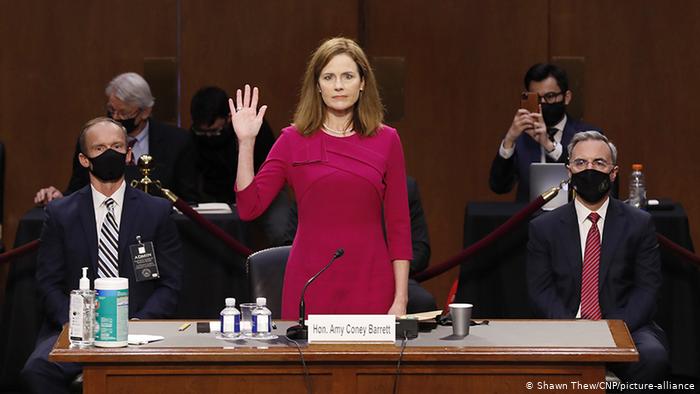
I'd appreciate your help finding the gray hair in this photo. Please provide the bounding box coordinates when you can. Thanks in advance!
[567,130,617,165]
[105,72,155,109]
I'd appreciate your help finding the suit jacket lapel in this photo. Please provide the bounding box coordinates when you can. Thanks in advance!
[118,186,140,267]
[77,186,98,274]
[561,118,575,150]
[147,119,163,160]
[599,198,625,288]
[560,203,583,295]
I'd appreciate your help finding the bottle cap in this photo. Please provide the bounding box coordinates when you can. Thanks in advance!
[225,297,236,307]
[256,297,266,306]
[632,163,643,171]
[79,267,90,290]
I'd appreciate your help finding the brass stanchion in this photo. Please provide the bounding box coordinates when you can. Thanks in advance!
[130,155,163,196]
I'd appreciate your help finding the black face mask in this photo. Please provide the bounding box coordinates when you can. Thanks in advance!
[108,112,141,134]
[570,169,612,204]
[541,102,566,127]
[87,149,127,182]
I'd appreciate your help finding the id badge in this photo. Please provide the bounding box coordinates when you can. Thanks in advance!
[129,236,160,282]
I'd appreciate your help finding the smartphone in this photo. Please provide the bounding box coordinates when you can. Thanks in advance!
[520,92,540,113]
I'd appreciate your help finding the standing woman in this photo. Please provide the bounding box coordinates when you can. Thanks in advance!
[231,37,412,319]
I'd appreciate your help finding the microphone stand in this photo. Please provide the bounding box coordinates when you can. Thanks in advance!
[286,249,344,340]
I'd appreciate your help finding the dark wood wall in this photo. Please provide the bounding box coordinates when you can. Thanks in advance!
[1,0,698,306]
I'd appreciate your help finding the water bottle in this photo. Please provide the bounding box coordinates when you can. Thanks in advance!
[251,297,273,338]
[69,267,96,348]
[220,298,240,338]
[628,163,647,208]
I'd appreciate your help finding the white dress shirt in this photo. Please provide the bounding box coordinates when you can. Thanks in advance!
[91,180,127,243]
[573,196,610,318]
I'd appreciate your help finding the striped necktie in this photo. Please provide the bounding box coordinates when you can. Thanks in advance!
[97,198,120,278]
[581,212,602,320]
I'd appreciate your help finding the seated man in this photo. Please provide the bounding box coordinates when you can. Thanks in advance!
[527,131,668,383]
[34,72,199,204]
[282,176,437,313]
[489,63,598,202]
[405,176,438,313]
[190,86,275,204]
[22,117,184,394]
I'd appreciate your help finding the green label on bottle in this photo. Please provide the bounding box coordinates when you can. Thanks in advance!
[95,289,128,342]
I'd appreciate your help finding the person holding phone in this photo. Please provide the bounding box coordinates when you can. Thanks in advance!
[489,63,599,202]
[230,37,412,319]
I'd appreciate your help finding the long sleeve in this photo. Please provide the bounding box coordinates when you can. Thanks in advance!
[235,130,290,221]
[526,220,571,319]
[407,177,430,274]
[606,215,661,332]
[36,206,70,327]
[489,151,518,194]
[383,130,412,261]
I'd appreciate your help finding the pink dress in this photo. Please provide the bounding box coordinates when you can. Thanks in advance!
[236,125,412,319]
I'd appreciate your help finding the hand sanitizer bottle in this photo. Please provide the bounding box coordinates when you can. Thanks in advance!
[69,267,96,347]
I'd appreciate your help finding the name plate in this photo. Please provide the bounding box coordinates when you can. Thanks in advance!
[307,314,395,343]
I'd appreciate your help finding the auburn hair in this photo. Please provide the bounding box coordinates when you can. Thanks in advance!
[293,37,384,136]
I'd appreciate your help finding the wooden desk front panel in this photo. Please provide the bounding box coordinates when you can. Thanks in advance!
[82,362,606,394]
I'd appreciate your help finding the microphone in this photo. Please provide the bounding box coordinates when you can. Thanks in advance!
[286,248,344,340]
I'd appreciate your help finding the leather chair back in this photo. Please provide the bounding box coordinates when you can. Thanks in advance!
[246,246,291,319]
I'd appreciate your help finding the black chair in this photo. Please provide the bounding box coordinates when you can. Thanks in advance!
[246,245,290,319]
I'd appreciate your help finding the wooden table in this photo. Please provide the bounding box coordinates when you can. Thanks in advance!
[50,319,638,393]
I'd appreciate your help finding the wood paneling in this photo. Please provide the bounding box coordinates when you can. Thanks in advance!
[179,0,359,133]
[362,0,549,304]
[550,0,700,247]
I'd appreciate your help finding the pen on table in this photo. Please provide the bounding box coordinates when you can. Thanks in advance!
[178,323,191,331]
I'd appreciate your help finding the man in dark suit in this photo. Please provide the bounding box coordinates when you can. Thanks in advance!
[404,176,437,313]
[489,63,598,202]
[527,131,668,383]
[22,117,184,394]
[189,85,276,204]
[34,72,199,204]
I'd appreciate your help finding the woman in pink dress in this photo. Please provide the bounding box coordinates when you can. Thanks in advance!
[230,37,412,319]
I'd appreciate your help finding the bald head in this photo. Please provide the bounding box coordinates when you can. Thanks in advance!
[79,117,127,155]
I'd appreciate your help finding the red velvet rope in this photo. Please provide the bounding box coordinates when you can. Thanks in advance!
[172,199,253,257]
[412,195,548,283]
[657,233,700,267]
[0,239,40,264]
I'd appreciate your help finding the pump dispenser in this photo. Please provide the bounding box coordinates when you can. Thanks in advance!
[69,267,96,347]
[79,267,90,290]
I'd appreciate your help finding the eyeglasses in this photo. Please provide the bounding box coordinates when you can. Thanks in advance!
[569,158,612,171]
[106,105,141,120]
[537,92,564,104]
[191,125,225,136]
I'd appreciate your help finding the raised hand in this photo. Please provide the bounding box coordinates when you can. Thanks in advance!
[229,84,268,142]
